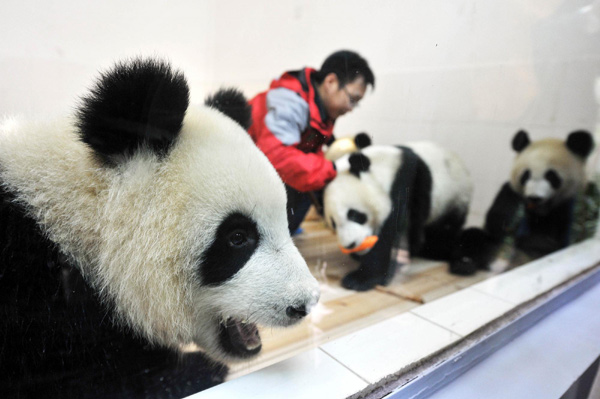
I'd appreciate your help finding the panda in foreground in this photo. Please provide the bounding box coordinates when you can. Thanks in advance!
[451,130,599,275]
[324,142,473,291]
[0,58,319,398]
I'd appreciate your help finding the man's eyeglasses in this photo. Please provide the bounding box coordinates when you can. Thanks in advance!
[342,86,361,108]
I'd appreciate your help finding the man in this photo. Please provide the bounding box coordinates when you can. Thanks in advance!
[248,50,375,233]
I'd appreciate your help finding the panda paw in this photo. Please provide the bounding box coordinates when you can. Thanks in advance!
[341,270,385,291]
[449,257,478,276]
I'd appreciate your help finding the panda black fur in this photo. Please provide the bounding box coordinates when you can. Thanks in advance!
[451,130,598,275]
[0,58,319,397]
[324,142,473,291]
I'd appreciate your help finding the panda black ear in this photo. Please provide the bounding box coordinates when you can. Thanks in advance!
[354,132,372,149]
[76,58,189,166]
[566,130,594,158]
[512,130,530,152]
[349,152,371,177]
[205,88,252,131]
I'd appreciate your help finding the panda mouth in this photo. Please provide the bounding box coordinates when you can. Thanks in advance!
[526,199,541,210]
[218,317,262,358]
[525,198,549,214]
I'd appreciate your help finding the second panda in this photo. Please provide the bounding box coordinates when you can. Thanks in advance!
[324,142,473,291]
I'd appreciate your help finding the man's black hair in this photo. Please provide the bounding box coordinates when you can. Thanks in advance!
[314,50,375,88]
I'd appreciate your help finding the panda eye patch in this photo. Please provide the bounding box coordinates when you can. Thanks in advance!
[520,169,531,186]
[201,212,260,286]
[545,169,562,189]
[347,209,367,225]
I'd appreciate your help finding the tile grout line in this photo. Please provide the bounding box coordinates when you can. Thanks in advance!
[468,286,518,306]
[317,347,371,385]
[408,311,465,338]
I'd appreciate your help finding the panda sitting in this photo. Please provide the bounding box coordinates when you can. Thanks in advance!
[451,130,599,275]
[0,58,319,398]
[324,141,473,291]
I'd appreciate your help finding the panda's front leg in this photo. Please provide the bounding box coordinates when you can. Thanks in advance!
[342,219,396,292]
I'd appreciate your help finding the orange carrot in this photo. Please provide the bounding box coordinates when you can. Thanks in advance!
[340,235,379,254]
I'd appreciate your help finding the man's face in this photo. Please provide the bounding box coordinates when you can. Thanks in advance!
[321,74,367,121]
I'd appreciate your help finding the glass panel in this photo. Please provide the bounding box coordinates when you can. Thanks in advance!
[1,1,598,398]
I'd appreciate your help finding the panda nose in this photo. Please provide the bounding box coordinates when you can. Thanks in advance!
[286,304,308,319]
[345,242,357,250]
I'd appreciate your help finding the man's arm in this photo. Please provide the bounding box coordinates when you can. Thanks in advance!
[260,88,336,192]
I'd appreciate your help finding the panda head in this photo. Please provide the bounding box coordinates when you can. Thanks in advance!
[324,152,391,254]
[1,58,319,363]
[325,132,372,161]
[510,129,594,214]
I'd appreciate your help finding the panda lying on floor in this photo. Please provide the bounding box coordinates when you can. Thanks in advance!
[451,130,599,275]
[0,58,319,398]
[324,141,473,291]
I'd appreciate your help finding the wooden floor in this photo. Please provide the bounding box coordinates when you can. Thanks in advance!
[227,216,493,380]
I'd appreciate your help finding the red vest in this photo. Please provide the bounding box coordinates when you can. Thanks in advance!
[248,68,336,192]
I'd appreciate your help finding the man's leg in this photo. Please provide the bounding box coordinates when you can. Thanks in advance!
[285,185,313,235]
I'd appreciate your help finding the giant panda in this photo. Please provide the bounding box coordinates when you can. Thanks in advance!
[324,142,473,291]
[451,129,599,275]
[0,58,319,398]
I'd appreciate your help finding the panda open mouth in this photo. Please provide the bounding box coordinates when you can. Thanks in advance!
[218,318,262,358]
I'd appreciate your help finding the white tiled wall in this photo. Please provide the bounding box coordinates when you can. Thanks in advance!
[1,0,599,224]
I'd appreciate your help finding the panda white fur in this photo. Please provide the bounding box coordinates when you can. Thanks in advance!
[452,129,598,275]
[0,58,319,397]
[324,142,472,291]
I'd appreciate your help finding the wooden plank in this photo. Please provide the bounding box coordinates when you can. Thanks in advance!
[381,261,494,303]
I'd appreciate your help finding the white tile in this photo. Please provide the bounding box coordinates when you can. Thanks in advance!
[472,239,600,304]
[320,312,460,384]
[186,349,367,399]
[556,59,599,128]
[411,288,514,336]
